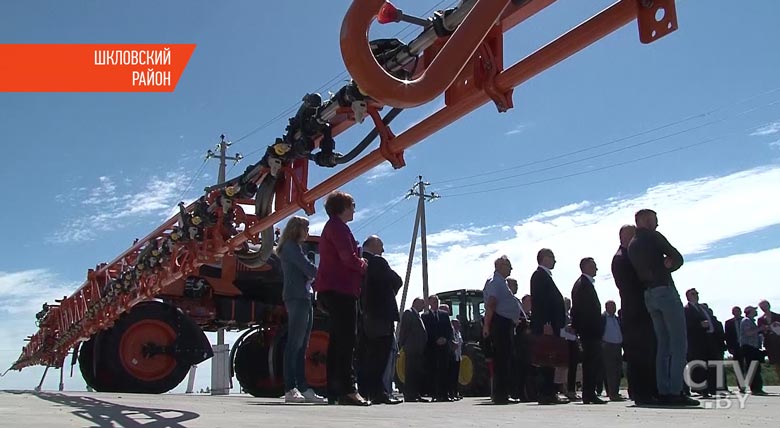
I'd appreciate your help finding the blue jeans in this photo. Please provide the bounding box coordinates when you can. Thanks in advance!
[284,298,313,392]
[383,335,399,394]
[644,285,688,396]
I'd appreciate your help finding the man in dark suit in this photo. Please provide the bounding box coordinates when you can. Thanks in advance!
[684,288,716,397]
[398,298,428,402]
[571,257,607,404]
[704,304,728,392]
[359,235,402,404]
[724,306,745,393]
[422,294,454,401]
[611,224,657,404]
[530,248,569,405]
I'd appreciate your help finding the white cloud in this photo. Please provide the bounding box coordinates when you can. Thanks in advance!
[505,124,527,136]
[384,164,780,324]
[750,120,780,136]
[425,226,491,247]
[0,269,78,315]
[527,201,591,222]
[770,139,780,149]
[364,162,397,184]
[51,171,191,243]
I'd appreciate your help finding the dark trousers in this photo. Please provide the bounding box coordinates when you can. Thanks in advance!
[511,331,530,400]
[449,356,460,397]
[403,350,425,399]
[623,314,657,400]
[490,314,514,401]
[567,340,581,393]
[361,334,393,400]
[580,337,603,400]
[537,366,556,399]
[741,345,764,393]
[602,342,623,398]
[688,338,718,395]
[729,349,745,390]
[426,344,451,398]
[320,291,358,398]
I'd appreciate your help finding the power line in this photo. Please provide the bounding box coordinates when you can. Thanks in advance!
[442,105,778,199]
[431,86,780,187]
[438,119,723,192]
[376,205,419,234]
[176,158,208,202]
[444,136,723,198]
[353,196,407,234]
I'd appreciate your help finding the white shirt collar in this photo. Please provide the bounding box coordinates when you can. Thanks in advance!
[583,274,595,284]
[538,265,552,276]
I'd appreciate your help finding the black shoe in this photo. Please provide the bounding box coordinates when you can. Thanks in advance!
[660,395,700,406]
[338,394,371,406]
[752,390,769,396]
[373,395,402,405]
[538,395,568,405]
[404,396,430,403]
[633,396,659,406]
[582,396,607,405]
[433,396,453,402]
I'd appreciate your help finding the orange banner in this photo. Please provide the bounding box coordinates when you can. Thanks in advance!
[0,44,196,92]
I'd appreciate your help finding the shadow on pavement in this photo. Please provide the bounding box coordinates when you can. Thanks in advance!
[13,391,200,428]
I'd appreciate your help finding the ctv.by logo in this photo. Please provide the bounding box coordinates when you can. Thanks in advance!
[683,360,759,409]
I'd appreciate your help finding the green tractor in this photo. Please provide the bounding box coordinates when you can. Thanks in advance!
[395,289,491,397]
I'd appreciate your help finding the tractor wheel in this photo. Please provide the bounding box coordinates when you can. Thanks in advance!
[101,301,202,394]
[78,332,121,392]
[394,348,406,394]
[305,320,329,395]
[234,329,284,397]
[459,343,490,396]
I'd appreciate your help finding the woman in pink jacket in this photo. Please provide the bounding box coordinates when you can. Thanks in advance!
[315,190,369,405]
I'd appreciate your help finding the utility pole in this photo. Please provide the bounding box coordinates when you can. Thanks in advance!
[205,134,242,396]
[398,176,439,317]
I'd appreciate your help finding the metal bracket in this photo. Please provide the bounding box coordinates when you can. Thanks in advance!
[474,37,514,113]
[281,166,316,215]
[637,0,678,44]
[367,107,405,169]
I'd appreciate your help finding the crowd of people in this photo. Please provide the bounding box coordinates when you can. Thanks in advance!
[276,191,779,406]
[480,209,780,406]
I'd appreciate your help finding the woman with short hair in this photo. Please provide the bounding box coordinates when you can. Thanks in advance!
[315,190,369,405]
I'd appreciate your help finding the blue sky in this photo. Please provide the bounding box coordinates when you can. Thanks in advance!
[1,0,779,392]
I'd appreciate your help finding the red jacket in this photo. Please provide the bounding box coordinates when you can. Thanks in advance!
[314,216,366,297]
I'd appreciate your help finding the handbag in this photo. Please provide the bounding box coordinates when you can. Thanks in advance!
[529,334,570,367]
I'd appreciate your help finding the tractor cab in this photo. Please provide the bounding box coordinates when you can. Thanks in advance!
[437,289,485,343]
[431,289,489,396]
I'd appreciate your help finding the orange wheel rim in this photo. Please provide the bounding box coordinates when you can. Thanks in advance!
[118,319,177,381]
[305,330,329,388]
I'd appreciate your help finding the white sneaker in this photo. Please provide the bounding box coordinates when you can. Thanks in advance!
[284,388,305,403]
[300,388,327,404]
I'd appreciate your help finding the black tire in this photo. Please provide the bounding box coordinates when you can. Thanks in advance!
[78,332,121,392]
[234,329,285,397]
[101,301,193,394]
[459,342,490,396]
